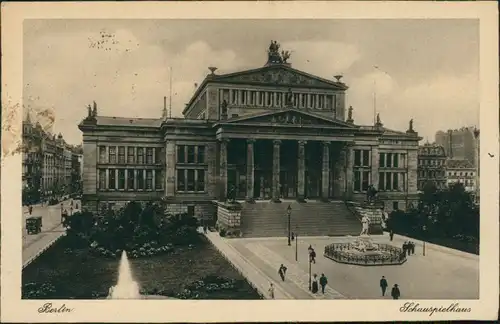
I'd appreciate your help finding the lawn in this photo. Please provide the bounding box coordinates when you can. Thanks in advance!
[22,235,262,300]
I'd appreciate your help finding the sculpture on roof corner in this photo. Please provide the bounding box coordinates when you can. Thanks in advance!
[267,40,291,65]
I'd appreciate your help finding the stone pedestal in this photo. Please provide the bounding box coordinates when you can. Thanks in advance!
[272,140,281,202]
[297,140,306,202]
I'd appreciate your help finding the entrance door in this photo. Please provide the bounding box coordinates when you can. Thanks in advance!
[254,170,273,199]
[280,170,297,198]
[305,170,320,198]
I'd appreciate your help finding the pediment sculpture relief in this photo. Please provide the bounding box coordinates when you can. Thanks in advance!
[222,69,336,88]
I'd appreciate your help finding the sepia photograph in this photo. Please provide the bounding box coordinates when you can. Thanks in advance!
[1,1,498,322]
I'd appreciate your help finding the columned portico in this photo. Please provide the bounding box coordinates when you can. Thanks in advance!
[297,140,306,201]
[321,141,330,201]
[246,139,255,201]
[272,140,281,202]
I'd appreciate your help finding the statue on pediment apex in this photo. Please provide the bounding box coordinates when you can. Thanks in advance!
[409,119,414,131]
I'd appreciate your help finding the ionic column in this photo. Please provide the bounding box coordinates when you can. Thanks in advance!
[124,169,128,190]
[272,139,281,202]
[321,141,330,201]
[246,139,255,202]
[115,169,119,189]
[219,139,229,202]
[371,146,379,190]
[105,169,109,189]
[345,144,354,199]
[297,140,307,201]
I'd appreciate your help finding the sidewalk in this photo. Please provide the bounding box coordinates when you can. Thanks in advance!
[205,232,294,299]
[23,225,65,268]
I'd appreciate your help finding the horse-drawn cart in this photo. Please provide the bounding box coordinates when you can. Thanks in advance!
[26,216,42,235]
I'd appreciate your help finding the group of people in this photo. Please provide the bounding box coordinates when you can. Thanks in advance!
[379,276,401,299]
[402,241,416,256]
[269,265,329,299]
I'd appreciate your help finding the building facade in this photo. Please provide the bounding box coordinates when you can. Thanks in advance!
[445,159,476,193]
[417,143,447,190]
[22,113,83,202]
[435,127,478,166]
[79,44,421,218]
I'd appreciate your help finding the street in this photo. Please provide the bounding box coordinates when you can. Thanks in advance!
[22,199,81,268]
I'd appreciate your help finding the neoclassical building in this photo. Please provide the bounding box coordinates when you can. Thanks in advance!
[417,143,448,190]
[79,43,421,234]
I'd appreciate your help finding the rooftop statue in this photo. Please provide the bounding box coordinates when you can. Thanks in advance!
[267,40,291,65]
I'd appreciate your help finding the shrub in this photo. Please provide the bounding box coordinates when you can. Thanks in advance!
[219,228,227,237]
[22,282,57,299]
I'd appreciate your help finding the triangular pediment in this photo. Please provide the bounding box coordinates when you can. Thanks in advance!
[224,109,357,128]
[213,65,347,90]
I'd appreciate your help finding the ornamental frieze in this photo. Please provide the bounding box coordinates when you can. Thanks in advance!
[219,68,339,88]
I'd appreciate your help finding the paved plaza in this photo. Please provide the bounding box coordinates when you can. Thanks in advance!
[22,199,79,268]
[216,233,479,300]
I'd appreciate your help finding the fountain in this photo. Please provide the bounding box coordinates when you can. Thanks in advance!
[323,216,406,266]
[109,251,141,299]
[107,251,173,299]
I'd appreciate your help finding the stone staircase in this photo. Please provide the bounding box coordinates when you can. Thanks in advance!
[240,200,362,238]
[346,202,386,235]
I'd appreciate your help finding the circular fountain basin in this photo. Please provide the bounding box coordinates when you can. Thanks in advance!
[324,236,406,266]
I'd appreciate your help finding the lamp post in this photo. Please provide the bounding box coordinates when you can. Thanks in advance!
[295,232,298,261]
[287,205,292,246]
[422,225,427,256]
[308,253,312,291]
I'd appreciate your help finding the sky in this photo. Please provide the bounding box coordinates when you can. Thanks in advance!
[23,19,479,145]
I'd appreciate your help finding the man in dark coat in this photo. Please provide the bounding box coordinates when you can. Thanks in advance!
[310,248,316,264]
[389,230,394,241]
[391,284,401,300]
[319,273,328,294]
[278,264,287,281]
[410,241,415,255]
[380,276,388,296]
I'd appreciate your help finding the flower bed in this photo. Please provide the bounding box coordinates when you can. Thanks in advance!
[22,235,262,299]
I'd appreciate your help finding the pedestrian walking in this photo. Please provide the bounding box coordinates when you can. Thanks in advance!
[391,284,401,300]
[380,276,388,296]
[278,264,287,281]
[402,241,408,255]
[310,248,316,264]
[291,232,295,241]
[389,230,394,241]
[28,205,33,215]
[410,241,415,255]
[268,283,275,299]
[311,274,319,294]
[319,273,328,294]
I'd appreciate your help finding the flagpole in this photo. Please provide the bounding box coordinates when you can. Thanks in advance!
[373,77,377,125]
[169,67,173,119]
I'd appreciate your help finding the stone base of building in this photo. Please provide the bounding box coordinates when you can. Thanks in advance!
[214,201,242,232]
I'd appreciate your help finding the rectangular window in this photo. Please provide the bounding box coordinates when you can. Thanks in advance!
[177,169,186,191]
[197,169,205,191]
[197,146,206,164]
[392,201,399,210]
[354,150,362,167]
[127,170,135,190]
[177,145,186,163]
[146,170,153,190]
[99,169,106,189]
[354,170,361,192]
[137,148,144,164]
[187,169,195,191]
[379,172,385,191]
[392,172,399,190]
[187,146,195,163]
[118,169,125,189]
[379,153,385,168]
[385,172,391,190]
[109,147,117,164]
[109,169,116,189]
[137,170,144,190]
[362,150,370,166]
[386,153,392,167]
[155,148,162,164]
[362,171,370,191]
[99,146,106,163]
[155,170,163,190]
[118,147,125,164]
[127,147,135,164]
[146,148,153,164]
[393,153,399,168]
